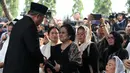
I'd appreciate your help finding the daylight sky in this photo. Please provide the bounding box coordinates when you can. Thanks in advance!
[18,0,128,19]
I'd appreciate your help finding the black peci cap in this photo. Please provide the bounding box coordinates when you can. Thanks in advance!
[30,2,48,15]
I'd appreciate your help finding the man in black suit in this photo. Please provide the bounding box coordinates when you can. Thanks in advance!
[3,2,48,73]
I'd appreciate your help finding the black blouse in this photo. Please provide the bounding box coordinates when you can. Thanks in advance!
[79,42,99,73]
[45,43,81,73]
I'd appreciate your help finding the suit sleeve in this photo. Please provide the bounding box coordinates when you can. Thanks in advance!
[23,25,44,63]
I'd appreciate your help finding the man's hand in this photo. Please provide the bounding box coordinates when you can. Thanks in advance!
[0,62,4,68]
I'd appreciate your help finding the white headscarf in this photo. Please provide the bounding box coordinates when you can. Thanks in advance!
[113,56,125,73]
[75,25,91,53]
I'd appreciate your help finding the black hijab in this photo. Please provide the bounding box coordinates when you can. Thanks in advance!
[108,31,123,54]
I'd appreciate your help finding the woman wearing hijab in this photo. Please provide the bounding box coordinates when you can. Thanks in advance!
[102,31,129,71]
[103,56,125,73]
[75,25,99,73]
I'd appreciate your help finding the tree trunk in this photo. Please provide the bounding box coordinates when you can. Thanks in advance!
[1,0,13,21]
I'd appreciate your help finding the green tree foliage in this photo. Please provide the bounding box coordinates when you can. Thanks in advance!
[38,0,56,16]
[9,0,19,18]
[0,6,3,16]
[126,0,130,13]
[93,0,112,16]
[38,0,44,4]
[0,0,18,18]
[0,0,13,20]
[24,0,34,13]
[1,0,19,18]
[72,0,84,15]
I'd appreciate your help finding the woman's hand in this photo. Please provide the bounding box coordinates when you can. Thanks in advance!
[54,61,60,72]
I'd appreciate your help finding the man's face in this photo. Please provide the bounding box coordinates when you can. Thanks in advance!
[97,27,105,38]
[34,15,44,26]
[117,15,123,21]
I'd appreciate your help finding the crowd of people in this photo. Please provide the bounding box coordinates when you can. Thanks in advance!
[0,2,130,73]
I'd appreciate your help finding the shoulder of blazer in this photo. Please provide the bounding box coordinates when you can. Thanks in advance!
[12,16,36,36]
[22,16,35,26]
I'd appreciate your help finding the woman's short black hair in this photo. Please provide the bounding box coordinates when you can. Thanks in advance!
[48,26,59,34]
[61,19,75,41]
